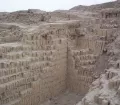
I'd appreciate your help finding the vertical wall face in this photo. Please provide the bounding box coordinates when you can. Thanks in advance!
[22,33,68,105]
[0,23,68,105]
[67,19,107,94]
[67,36,105,94]
[21,25,69,105]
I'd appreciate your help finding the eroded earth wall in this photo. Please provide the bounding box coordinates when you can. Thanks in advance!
[77,7,120,105]
[0,22,70,105]
[0,19,104,105]
[0,2,120,105]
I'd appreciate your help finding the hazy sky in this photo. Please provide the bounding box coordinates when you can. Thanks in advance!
[0,0,116,12]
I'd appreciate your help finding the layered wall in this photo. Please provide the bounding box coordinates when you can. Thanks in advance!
[0,21,86,105]
[67,31,105,94]
[77,7,120,105]
[0,4,120,105]
[0,20,103,105]
[0,22,70,105]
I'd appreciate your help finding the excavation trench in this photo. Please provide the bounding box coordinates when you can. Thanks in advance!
[0,21,110,105]
[40,35,108,105]
[41,92,84,105]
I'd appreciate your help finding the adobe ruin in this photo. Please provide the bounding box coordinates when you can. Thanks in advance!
[0,0,120,105]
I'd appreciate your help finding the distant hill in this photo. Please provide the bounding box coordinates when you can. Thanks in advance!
[11,9,46,14]
[0,9,79,24]
[70,1,120,11]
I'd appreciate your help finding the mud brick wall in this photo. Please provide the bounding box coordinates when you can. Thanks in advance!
[67,34,105,94]
[0,21,108,105]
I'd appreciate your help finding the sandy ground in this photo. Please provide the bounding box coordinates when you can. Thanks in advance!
[41,91,84,105]
[95,53,109,74]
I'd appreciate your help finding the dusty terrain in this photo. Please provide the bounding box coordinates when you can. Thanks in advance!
[0,0,120,105]
[41,92,84,105]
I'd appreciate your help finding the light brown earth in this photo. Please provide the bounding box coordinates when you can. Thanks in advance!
[41,92,84,105]
[0,1,120,105]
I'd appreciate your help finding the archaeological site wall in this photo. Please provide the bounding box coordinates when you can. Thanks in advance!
[77,7,120,105]
[67,37,104,94]
[0,4,120,105]
[0,19,105,105]
[0,22,70,105]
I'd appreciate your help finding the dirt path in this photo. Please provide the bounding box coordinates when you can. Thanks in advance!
[95,53,109,75]
[41,91,84,105]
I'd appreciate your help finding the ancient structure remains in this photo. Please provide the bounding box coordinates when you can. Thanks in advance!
[0,0,120,105]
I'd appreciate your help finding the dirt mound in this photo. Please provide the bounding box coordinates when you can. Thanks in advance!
[70,1,120,12]
[0,10,49,24]
[0,10,79,24]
